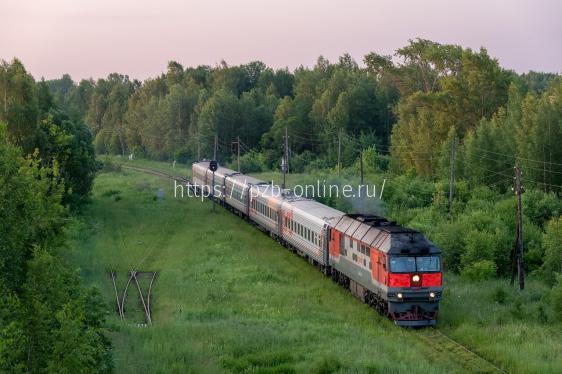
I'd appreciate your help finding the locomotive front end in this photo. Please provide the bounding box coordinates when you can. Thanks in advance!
[387,254,442,326]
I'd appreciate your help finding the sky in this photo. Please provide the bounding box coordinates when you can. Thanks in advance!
[1,0,560,81]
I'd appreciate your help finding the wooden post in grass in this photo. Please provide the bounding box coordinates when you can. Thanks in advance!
[511,164,525,290]
[337,129,342,176]
[448,136,457,220]
[282,127,288,189]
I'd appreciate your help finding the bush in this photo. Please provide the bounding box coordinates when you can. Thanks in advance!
[173,148,191,163]
[542,216,562,285]
[492,286,507,304]
[461,260,496,281]
[228,150,267,173]
[360,146,389,173]
[551,275,562,322]
[510,297,525,320]
[99,156,122,172]
[433,221,466,273]
[523,190,561,227]
[461,230,497,268]
[289,150,315,173]
[305,157,331,173]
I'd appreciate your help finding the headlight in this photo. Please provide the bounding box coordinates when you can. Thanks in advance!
[412,275,420,282]
[429,292,436,298]
[397,292,403,299]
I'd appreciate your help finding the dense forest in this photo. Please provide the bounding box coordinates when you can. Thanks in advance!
[46,38,562,316]
[1,38,562,371]
[46,39,561,193]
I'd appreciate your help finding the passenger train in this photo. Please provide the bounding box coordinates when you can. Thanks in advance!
[192,161,442,326]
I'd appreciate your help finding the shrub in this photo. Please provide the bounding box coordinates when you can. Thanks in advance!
[461,260,496,281]
[551,275,562,322]
[492,286,507,304]
[510,297,525,320]
[99,157,122,172]
[305,157,331,173]
[433,221,466,273]
[542,216,562,285]
[523,190,561,228]
[289,150,315,173]
[537,304,548,324]
[360,146,389,172]
[229,150,267,173]
[461,230,496,268]
[173,148,191,163]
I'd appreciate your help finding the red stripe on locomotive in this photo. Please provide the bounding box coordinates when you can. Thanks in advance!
[422,272,442,287]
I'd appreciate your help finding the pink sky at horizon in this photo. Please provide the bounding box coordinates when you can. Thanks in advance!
[1,0,560,81]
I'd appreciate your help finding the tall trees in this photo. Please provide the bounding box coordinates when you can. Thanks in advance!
[0,59,39,152]
[88,74,138,155]
[42,42,560,184]
[0,59,97,209]
[0,124,111,372]
[387,40,512,176]
[518,78,562,192]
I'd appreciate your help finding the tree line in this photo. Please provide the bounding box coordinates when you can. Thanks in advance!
[46,39,561,193]
[0,60,110,372]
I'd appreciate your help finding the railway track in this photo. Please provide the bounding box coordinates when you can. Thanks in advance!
[121,162,509,373]
[122,164,189,183]
[415,328,508,373]
[110,270,157,325]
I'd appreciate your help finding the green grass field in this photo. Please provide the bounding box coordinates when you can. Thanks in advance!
[70,164,561,373]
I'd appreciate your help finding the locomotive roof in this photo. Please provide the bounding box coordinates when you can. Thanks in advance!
[334,214,440,255]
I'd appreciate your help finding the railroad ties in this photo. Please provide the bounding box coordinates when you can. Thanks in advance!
[110,270,157,326]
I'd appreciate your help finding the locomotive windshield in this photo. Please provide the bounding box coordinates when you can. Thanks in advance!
[390,256,440,273]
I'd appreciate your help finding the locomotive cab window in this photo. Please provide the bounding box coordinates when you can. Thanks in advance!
[416,256,441,272]
[389,256,440,273]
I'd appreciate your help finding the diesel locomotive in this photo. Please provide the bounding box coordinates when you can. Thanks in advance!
[191,161,442,326]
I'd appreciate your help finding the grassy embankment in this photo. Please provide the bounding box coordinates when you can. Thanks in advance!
[70,158,561,373]
[71,166,464,373]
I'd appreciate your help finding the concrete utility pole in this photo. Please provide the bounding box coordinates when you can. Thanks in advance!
[337,129,342,176]
[282,127,288,189]
[448,136,457,218]
[359,148,364,185]
[511,164,525,290]
[213,134,218,161]
[287,137,291,174]
[232,136,241,172]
